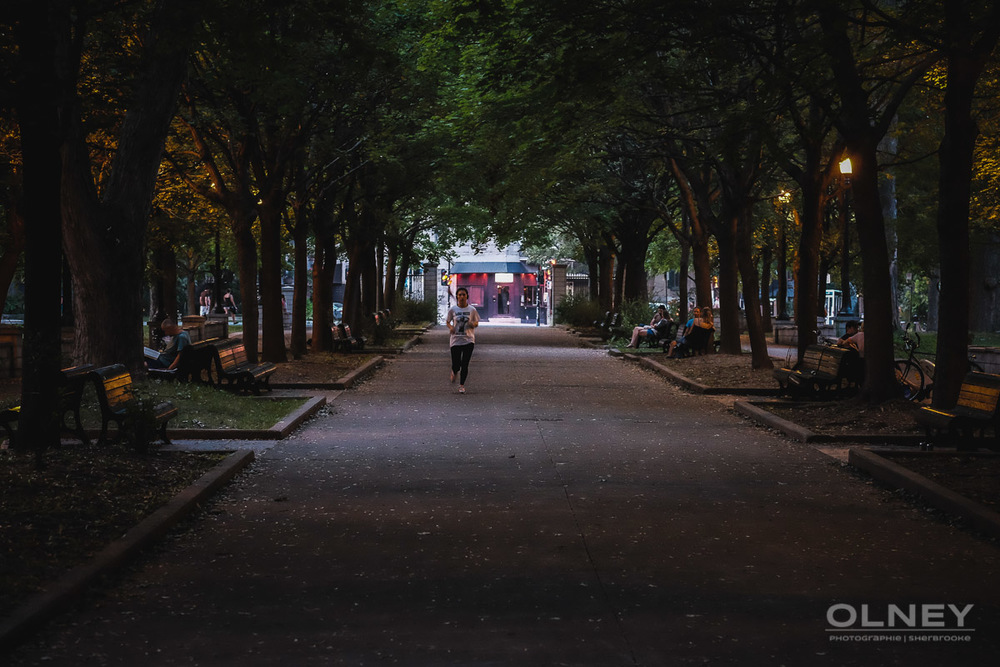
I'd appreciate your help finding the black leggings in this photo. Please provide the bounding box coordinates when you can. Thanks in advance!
[450,343,475,384]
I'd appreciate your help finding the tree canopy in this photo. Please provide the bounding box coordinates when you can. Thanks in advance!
[4,0,1000,453]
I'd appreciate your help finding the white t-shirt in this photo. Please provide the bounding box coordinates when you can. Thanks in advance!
[448,305,479,346]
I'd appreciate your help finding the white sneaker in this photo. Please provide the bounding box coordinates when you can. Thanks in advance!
[459,386,466,394]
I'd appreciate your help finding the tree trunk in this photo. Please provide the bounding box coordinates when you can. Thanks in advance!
[932,73,974,404]
[61,0,197,373]
[149,244,178,321]
[691,244,712,312]
[183,254,198,317]
[376,242,386,312]
[713,219,741,355]
[776,215,789,320]
[232,213,259,363]
[583,243,600,302]
[310,235,335,352]
[932,13,998,406]
[926,270,940,332]
[678,241,690,321]
[849,138,898,402]
[737,211,773,369]
[795,180,824,357]
[818,4,932,403]
[14,1,67,459]
[759,245,773,333]
[969,235,1000,332]
[384,244,398,312]
[598,244,614,311]
[343,244,365,333]
[361,238,379,330]
[612,249,626,311]
[619,243,650,304]
[394,237,416,306]
[290,211,309,359]
[258,203,286,363]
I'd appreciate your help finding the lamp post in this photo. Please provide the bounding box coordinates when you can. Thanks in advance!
[837,157,854,316]
[536,268,543,326]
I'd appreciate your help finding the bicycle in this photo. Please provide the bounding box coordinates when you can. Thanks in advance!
[893,327,926,401]
[893,324,984,402]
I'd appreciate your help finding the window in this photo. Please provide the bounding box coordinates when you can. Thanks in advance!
[466,285,485,307]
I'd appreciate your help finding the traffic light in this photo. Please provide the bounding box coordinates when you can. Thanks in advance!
[441,269,449,285]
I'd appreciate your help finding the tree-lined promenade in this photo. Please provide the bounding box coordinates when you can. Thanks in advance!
[3,0,1000,453]
[7,325,1000,665]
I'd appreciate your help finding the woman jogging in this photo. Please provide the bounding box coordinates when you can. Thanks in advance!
[446,287,480,394]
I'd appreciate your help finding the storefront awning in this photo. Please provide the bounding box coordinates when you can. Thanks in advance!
[451,261,535,274]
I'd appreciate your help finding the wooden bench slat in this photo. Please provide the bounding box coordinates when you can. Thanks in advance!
[208,340,275,395]
[90,364,178,449]
[916,371,1000,450]
[773,344,858,398]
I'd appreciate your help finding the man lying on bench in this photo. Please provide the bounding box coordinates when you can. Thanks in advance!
[145,319,191,372]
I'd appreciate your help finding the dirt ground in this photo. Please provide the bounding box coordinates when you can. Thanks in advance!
[656,352,1000,515]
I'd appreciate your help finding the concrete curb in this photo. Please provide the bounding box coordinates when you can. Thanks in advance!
[87,395,327,442]
[732,400,927,445]
[848,448,1000,540]
[733,400,818,441]
[363,335,421,355]
[270,355,385,391]
[0,449,256,653]
[170,395,327,440]
[630,355,779,397]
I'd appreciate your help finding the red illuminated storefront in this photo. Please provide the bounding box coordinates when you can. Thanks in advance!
[449,261,541,322]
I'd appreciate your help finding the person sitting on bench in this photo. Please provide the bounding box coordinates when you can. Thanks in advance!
[146,320,191,371]
[625,305,673,348]
[666,306,714,358]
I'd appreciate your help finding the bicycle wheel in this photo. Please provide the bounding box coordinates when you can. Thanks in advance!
[894,359,925,401]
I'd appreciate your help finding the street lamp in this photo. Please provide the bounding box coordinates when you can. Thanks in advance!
[837,157,854,316]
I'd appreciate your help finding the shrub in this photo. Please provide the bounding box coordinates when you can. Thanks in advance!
[554,293,604,327]
[393,297,437,324]
[619,299,658,330]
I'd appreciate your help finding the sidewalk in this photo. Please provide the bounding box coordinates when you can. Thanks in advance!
[8,325,1000,666]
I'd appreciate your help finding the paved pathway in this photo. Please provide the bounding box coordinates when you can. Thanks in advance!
[9,326,1000,666]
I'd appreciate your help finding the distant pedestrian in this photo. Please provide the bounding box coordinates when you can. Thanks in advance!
[223,289,238,323]
[199,288,212,316]
[446,287,480,394]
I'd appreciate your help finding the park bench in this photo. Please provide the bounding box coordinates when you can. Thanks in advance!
[335,323,365,352]
[593,311,613,331]
[1,405,17,447]
[773,344,858,398]
[0,364,96,449]
[639,320,678,350]
[210,339,276,395]
[59,364,96,445]
[672,325,716,358]
[915,371,1000,450]
[600,312,622,341]
[148,338,219,384]
[91,364,178,449]
[370,310,394,346]
[330,324,351,352]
